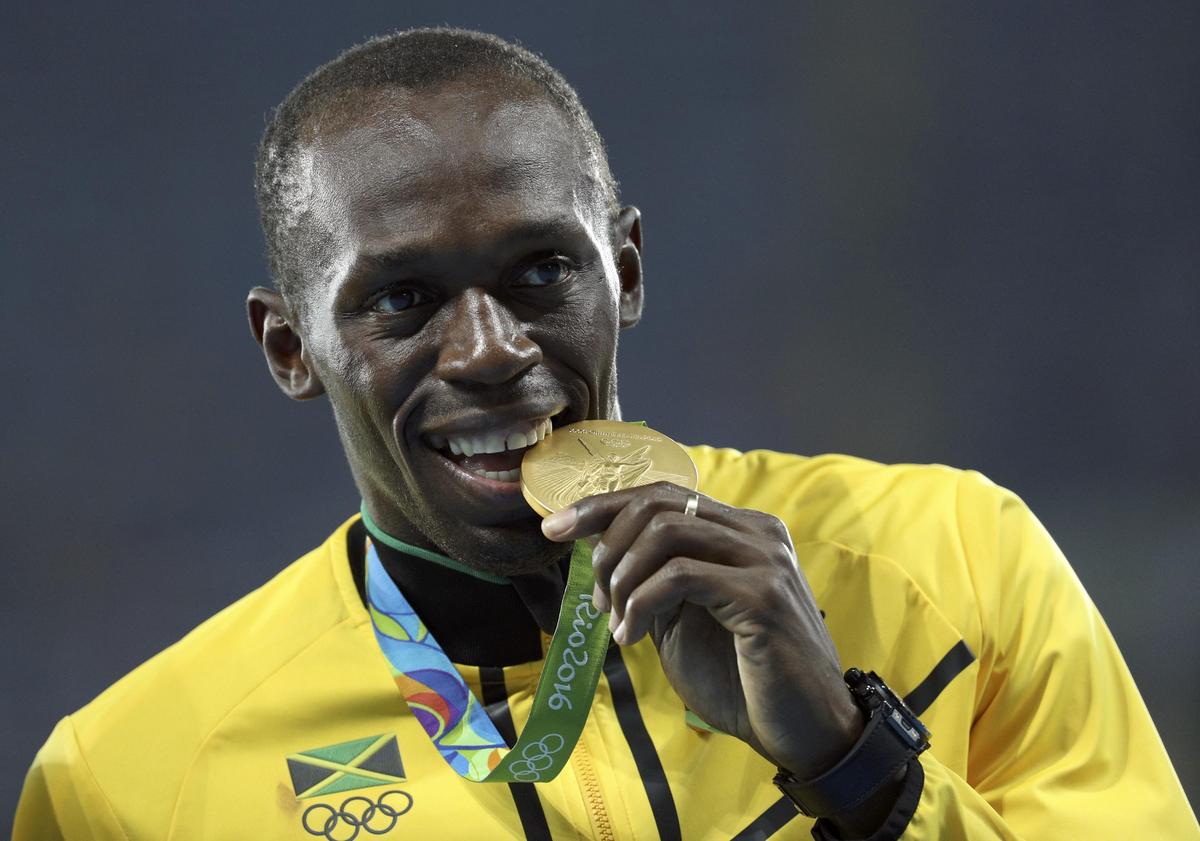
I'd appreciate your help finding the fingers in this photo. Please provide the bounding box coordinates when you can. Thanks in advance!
[601,511,765,624]
[588,494,712,611]
[541,481,754,544]
[537,480,800,639]
[613,557,750,645]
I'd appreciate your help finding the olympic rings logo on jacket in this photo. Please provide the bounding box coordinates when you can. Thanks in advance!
[301,790,413,840]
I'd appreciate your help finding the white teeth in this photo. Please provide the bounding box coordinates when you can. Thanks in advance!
[437,417,555,459]
[506,431,529,450]
[482,468,521,482]
[483,433,506,454]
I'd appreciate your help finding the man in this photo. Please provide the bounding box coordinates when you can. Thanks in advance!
[14,27,1197,841]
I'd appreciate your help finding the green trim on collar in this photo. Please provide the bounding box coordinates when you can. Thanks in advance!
[358,502,511,585]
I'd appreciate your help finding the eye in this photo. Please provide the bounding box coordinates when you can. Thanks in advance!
[513,257,574,288]
[369,287,431,314]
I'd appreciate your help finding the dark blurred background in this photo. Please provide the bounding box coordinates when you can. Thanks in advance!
[3,0,1197,823]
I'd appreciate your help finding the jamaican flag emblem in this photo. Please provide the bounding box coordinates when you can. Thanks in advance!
[287,734,406,799]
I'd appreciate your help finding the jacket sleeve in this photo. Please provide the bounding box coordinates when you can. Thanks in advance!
[892,471,1198,839]
[13,717,131,841]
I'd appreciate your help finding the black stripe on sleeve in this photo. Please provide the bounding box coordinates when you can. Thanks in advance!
[603,646,682,841]
[479,666,553,841]
[902,640,976,716]
[730,796,799,840]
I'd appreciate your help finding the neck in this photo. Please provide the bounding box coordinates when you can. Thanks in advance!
[359,502,510,584]
[349,518,572,666]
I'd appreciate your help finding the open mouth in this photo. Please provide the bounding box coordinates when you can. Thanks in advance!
[424,412,565,484]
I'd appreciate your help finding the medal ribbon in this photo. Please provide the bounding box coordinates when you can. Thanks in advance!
[365,535,610,783]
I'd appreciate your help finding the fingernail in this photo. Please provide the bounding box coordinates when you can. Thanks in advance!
[541,507,577,538]
[610,618,624,644]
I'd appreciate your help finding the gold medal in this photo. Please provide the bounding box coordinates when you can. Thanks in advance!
[520,420,698,517]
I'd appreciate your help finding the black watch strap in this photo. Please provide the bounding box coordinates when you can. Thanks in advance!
[774,709,913,817]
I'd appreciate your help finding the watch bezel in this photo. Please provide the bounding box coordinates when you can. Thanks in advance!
[846,669,931,747]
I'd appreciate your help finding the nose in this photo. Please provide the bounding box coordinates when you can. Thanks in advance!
[434,288,543,385]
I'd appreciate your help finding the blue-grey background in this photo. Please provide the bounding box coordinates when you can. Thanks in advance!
[3,0,1197,822]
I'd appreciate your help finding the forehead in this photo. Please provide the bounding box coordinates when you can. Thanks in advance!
[304,82,601,259]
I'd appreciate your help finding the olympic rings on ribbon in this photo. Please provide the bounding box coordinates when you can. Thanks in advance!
[301,790,414,840]
[508,733,566,781]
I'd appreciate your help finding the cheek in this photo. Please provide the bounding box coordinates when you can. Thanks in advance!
[314,327,425,421]
[577,278,621,349]
[304,321,369,392]
[352,343,430,419]
[556,271,621,332]
[534,279,621,371]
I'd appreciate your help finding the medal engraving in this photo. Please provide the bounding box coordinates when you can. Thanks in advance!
[521,420,698,516]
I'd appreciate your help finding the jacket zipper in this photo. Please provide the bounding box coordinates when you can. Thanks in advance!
[572,734,615,841]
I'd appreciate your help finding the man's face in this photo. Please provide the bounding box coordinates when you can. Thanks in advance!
[261,81,642,574]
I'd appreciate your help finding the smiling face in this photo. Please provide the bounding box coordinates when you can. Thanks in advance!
[248,79,643,574]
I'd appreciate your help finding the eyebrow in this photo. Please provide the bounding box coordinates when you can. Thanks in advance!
[347,216,595,281]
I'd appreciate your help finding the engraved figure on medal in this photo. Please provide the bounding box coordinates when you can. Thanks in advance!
[525,443,691,511]
[522,420,698,517]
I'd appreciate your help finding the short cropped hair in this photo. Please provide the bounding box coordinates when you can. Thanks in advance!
[254,28,619,311]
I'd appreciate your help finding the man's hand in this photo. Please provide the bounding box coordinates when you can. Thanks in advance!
[540,481,864,781]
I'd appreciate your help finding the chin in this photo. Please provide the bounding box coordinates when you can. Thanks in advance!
[427,514,568,577]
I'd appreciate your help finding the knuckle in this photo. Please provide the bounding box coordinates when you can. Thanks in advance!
[629,494,658,520]
[767,540,795,569]
[650,480,678,496]
[749,520,794,566]
[608,569,625,601]
[758,512,791,543]
[593,542,617,574]
[623,592,640,618]
[646,513,672,538]
[666,556,695,585]
[760,570,795,610]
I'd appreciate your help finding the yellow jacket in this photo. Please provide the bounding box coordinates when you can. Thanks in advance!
[14,448,1198,839]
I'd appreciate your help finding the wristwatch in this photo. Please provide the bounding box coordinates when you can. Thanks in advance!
[773,668,931,818]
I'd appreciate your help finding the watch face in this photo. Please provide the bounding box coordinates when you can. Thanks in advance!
[885,705,931,748]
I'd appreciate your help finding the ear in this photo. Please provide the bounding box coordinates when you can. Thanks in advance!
[246,287,326,400]
[613,206,644,329]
